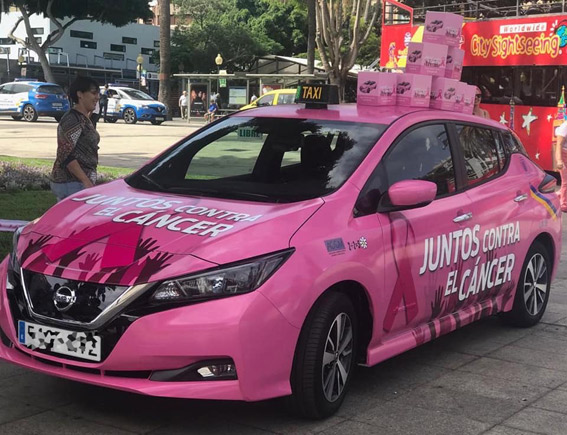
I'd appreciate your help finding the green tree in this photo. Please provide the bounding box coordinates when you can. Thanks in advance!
[7,0,152,83]
[316,0,380,100]
[158,0,172,120]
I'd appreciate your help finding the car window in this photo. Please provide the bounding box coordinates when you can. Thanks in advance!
[36,85,65,95]
[455,124,501,186]
[12,84,31,94]
[382,124,456,197]
[257,94,274,106]
[120,88,154,100]
[278,93,295,105]
[501,130,527,155]
[493,131,508,170]
[0,84,9,94]
[132,116,386,203]
[107,89,119,98]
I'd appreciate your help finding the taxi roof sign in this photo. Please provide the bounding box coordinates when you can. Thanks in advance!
[295,84,339,108]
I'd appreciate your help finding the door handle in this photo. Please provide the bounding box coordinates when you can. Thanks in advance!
[514,194,528,202]
[453,212,472,223]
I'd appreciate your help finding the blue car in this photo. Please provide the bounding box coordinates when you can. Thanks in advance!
[104,86,167,125]
[0,80,69,122]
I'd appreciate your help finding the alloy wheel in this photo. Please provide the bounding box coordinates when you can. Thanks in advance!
[523,253,548,316]
[321,312,353,402]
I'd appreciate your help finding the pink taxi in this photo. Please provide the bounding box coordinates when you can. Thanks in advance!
[0,85,561,419]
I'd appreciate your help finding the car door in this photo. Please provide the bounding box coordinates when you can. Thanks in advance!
[357,122,474,339]
[0,84,11,111]
[106,89,119,116]
[453,123,533,310]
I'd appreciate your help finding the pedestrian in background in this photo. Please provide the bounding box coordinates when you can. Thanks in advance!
[50,76,100,201]
[555,121,567,212]
[179,90,188,119]
[99,84,109,122]
[90,99,101,129]
[473,87,490,119]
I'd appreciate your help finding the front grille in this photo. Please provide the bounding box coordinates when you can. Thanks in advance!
[23,270,129,323]
[8,271,138,362]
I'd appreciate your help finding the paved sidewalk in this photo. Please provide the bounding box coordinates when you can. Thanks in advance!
[0,218,564,434]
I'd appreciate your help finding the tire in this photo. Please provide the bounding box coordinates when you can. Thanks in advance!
[105,117,118,123]
[289,291,357,419]
[22,104,38,122]
[123,108,137,124]
[501,240,551,327]
[151,120,163,125]
[11,115,22,121]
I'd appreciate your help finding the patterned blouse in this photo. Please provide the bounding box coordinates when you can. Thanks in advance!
[51,109,100,184]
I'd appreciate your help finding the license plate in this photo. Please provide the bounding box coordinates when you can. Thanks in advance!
[52,103,62,107]
[155,117,164,121]
[18,320,101,362]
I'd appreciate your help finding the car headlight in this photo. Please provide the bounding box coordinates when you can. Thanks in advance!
[6,226,23,291]
[151,249,294,302]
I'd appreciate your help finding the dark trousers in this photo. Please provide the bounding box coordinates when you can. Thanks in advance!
[100,103,108,121]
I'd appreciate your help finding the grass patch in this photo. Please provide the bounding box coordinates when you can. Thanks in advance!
[0,190,56,258]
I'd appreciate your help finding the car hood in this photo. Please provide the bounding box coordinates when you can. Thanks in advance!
[18,180,323,285]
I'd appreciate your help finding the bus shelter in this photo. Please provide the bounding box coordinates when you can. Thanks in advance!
[173,72,328,123]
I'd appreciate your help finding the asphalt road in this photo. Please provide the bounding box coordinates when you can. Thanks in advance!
[0,116,202,169]
[1,116,567,433]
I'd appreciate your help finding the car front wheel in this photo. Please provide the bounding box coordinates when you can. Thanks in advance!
[501,240,551,327]
[22,104,38,122]
[123,108,137,124]
[289,291,357,419]
[151,120,163,125]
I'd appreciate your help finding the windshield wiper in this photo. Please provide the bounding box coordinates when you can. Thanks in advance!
[141,173,165,191]
[168,186,273,201]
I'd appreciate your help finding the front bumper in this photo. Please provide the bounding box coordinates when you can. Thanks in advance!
[0,257,299,401]
[136,107,167,121]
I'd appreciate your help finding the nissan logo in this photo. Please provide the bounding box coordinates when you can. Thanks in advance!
[53,286,76,312]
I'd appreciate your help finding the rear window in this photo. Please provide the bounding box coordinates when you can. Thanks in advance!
[36,85,65,95]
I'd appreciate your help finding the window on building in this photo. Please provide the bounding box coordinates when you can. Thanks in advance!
[31,28,44,35]
[81,41,97,49]
[71,30,94,39]
[0,38,15,45]
[103,52,124,61]
[110,44,126,52]
[141,48,154,55]
[154,40,160,48]
[122,37,137,44]
[25,37,42,44]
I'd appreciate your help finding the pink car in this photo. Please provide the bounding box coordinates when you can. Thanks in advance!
[426,19,444,32]
[0,88,561,419]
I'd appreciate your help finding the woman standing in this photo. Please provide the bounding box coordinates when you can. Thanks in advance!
[473,86,490,119]
[50,76,100,201]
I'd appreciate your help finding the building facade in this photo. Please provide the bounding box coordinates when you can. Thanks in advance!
[0,12,160,90]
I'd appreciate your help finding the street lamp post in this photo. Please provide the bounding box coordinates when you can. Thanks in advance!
[136,54,144,90]
[215,53,223,95]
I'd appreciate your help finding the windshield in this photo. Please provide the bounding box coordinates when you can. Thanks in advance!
[127,116,386,203]
[121,89,154,101]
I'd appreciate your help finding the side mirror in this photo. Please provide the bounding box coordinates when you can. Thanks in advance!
[378,179,437,212]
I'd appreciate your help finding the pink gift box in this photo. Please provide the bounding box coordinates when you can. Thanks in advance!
[445,47,464,80]
[423,11,463,47]
[405,42,448,77]
[357,72,397,106]
[461,85,476,114]
[453,81,468,112]
[396,73,432,107]
[430,77,459,111]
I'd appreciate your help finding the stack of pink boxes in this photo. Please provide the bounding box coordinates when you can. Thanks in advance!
[357,11,477,114]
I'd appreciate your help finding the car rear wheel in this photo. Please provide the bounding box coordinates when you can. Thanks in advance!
[123,108,137,124]
[105,117,118,123]
[289,291,357,419]
[501,240,551,327]
[22,104,38,122]
[11,115,22,121]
